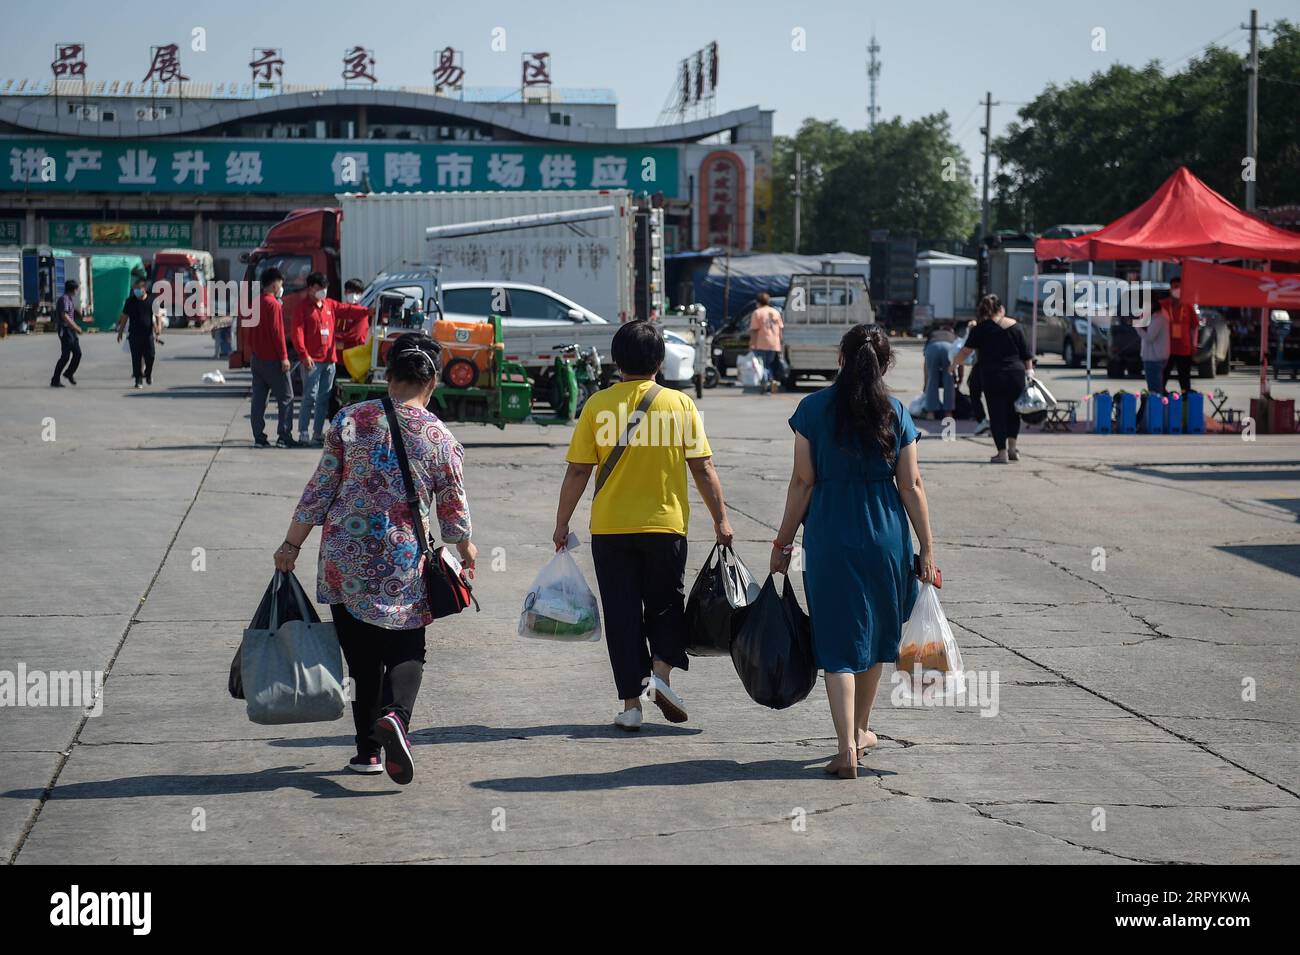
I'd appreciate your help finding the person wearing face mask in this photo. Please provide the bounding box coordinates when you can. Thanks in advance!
[246,267,297,448]
[333,278,374,359]
[115,274,163,389]
[291,272,344,446]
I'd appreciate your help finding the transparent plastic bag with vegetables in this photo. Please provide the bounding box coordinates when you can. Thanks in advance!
[518,539,602,642]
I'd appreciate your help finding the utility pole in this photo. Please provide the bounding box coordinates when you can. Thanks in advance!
[793,150,802,253]
[1244,8,1260,212]
[979,91,998,240]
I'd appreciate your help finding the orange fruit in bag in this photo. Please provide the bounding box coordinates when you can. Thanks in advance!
[920,640,951,672]
[897,644,923,673]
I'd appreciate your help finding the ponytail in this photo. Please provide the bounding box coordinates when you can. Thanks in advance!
[977,293,1002,322]
[833,323,896,465]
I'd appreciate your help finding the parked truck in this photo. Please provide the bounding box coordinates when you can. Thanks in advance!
[0,246,24,332]
[780,273,874,388]
[341,190,640,324]
[1,247,93,333]
[236,193,675,386]
[149,248,216,328]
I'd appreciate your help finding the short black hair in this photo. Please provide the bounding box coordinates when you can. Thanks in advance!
[259,267,284,286]
[306,272,327,288]
[344,278,365,293]
[610,320,665,376]
[132,274,147,285]
[64,280,78,293]
[1169,276,1181,286]
[386,332,442,386]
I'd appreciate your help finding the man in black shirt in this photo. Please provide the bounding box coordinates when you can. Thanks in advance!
[115,275,163,388]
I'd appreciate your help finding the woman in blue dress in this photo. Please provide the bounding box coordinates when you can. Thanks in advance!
[771,324,938,779]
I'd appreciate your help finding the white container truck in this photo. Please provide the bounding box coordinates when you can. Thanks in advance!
[338,190,636,325]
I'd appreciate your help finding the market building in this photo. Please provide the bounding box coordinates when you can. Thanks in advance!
[1,75,773,282]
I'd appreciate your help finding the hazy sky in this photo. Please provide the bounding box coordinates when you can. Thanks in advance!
[4,0,1292,179]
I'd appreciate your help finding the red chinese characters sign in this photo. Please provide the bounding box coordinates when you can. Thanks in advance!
[144,44,188,84]
[343,47,377,84]
[698,150,747,251]
[250,48,284,85]
[51,43,87,79]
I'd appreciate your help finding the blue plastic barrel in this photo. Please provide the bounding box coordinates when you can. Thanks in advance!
[1185,392,1205,433]
[1093,393,1113,434]
[1146,395,1166,434]
[1168,393,1184,434]
[1118,393,1138,434]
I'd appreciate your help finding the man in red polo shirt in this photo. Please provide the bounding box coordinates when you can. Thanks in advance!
[245,267,297,448]
[1162,276,1199,393]
[291,272,372,446]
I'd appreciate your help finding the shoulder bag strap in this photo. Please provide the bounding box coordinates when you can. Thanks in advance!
[381,396,431,566]
[594,383,662,496]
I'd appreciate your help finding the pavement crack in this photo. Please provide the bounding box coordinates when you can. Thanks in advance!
[360,802,864,863]
[7,400,243,866]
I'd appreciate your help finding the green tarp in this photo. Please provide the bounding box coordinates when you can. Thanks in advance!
[89,254,145,331]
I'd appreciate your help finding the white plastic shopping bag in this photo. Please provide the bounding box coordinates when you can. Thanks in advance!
[737,351,764,388]
[1015,376,1055,415]
[894,583,965,700]
[519,536,602,642]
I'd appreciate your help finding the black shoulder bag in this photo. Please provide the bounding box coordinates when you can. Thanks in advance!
[381,396,479,618]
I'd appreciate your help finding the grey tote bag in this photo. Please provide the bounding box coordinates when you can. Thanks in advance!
[241,571,346,725]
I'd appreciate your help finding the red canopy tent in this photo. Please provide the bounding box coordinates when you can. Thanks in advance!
[1035,166,1300,262]
[1032,167,1300,417]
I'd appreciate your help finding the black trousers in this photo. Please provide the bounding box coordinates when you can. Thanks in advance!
[1164,354,1192,393]
[966,364,987,423]
[52,333,81,383]
[982,368,1026,451]
[128,336,156,384]
[330,603,427,758]
[591,533,690,700]
[249,356,294,442]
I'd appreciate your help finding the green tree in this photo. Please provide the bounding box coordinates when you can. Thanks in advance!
[808,114,979,253]
[993,20,1300,229]
[766,118,856,253]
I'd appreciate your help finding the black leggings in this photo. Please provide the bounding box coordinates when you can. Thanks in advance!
[330,603,426,757]
[591,533,689,700]
[982,368,1026,451]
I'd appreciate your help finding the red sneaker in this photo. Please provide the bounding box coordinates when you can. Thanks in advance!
[375,713,414,785]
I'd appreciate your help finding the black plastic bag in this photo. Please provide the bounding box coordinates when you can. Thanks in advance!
[228,570,321,700]
[729,575,818,709]
[685,544,760,656]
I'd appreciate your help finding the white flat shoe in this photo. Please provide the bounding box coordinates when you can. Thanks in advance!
[643,674,688,723]
[614,708,643,732]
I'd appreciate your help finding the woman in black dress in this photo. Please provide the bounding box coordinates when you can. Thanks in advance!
[949,294,1033,464]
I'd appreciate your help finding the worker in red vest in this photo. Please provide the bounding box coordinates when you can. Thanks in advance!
[1161,276,1198,393]
[291,273,371,446]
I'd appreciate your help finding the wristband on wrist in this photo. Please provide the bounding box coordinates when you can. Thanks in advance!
[772,540,794,555]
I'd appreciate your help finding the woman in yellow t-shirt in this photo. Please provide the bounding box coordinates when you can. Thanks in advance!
[553,321,734,732]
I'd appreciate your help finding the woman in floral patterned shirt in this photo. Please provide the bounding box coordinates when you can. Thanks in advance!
[274,333,475,785]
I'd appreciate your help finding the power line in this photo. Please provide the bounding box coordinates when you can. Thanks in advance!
[1165,24,1242,71]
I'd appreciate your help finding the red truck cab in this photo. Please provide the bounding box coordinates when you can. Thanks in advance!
[232,208,341,368]
[150,248,215,328]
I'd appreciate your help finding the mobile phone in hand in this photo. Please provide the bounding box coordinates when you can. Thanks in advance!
[914,554,942,588]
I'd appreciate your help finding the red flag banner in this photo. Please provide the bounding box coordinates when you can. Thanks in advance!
[1181,259,1300,308]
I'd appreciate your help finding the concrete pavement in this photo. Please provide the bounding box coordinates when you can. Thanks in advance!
[2,328,1298,864]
